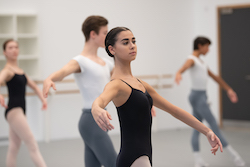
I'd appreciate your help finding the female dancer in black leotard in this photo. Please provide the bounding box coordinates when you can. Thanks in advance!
[0,39,47,167]
[91,27,223,167]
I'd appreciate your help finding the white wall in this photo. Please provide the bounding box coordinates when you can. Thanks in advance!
[0,0,249,142]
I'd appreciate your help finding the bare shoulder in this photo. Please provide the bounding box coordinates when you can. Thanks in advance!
[106,79,124,91]
[137,78,149,86]
[99,79,125,101]
[105,79,132,95]
[0,67,9,75]
[0,67,14,82]
[138,79,155,92]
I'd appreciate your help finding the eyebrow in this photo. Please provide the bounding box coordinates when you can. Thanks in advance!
[121,37,136,42]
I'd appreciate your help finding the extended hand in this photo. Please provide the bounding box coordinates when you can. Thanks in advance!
[42,99,48,110]
[91,107,114,132]
[175,73,182,85]
[43,79,56,98]
[227,89,238,103]
[206,131,223,155]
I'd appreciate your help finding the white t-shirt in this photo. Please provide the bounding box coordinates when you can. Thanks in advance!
[188,55,208,90]
[73,55,114,108]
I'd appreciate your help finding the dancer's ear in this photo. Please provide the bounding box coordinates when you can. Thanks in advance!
[108,45,115,56]
[89,30,97,40]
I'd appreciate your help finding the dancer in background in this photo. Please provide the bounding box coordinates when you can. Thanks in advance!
[0,39,47,167]
[43,15,117,167]
[175,37,245,167]
[91,27,223,167]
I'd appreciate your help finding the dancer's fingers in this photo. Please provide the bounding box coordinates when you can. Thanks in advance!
[43,85,49,98]
[43,80,56,98]
[42,102,47,110]
[52,82,57,91]
[214,135,223,152]
[216,136,223,152]
[211,144,219,155]
[100,112,110,124]
[91,108,114,131]
[100,113,114,130]
[175,74,182,85]
[175,77,179,85]
[97,119,108,131]
[107,112,112,120]
[206,131,222,155]
[176,78,181,85]
[100,113,110,130]
[109,124,114,130]
[227,89,238,103]
[232,94,238,103]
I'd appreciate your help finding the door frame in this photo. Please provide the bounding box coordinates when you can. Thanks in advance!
[217,3,250,127]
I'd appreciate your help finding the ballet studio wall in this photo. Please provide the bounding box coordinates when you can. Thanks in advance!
[0,0,249,143]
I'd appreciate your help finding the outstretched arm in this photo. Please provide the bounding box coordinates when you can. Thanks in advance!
[91,80,120,131]
[142,80,223,155]
[43,60,80,98]
[175,59,194,85]
[208,69,238,103]
[0,69,9,109]
[26,75,47,110]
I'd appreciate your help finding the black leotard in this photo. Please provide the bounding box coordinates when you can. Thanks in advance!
[5,74,27,119]
[116,79,153,167]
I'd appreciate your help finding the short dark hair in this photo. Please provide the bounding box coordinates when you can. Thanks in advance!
[82,15,108,42]
[3,39,16,51]
[105,27,131,57]
[193,37,211,50]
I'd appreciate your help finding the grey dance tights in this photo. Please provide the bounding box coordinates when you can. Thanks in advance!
[78,109,117,167]
[189,90,228,152]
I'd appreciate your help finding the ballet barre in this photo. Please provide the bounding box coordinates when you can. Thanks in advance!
[1,74,173,97]
[136,74,172,89]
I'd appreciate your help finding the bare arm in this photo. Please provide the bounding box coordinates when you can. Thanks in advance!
[208,69,231,91]
[144,80,210,135]
[0,69,10,109]
[43,60,80,98]
[141,80,223,154]
[175,59,194,84]
[208,69,238,103]
[91,80,120,131]
[26,75,47,110]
